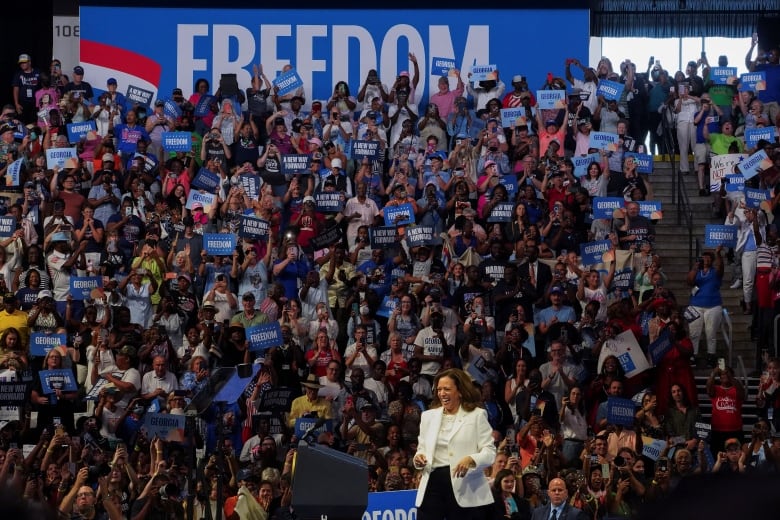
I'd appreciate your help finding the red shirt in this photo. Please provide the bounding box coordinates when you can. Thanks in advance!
[710,384,743,431]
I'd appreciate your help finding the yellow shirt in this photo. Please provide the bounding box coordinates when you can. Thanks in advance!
[287,394,333,428]
[319,261,356,308]
[131,256,164,304]
[0,309,31,347]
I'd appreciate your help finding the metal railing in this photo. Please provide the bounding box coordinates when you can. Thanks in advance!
[721,307,734,367]
[659,105,696,265]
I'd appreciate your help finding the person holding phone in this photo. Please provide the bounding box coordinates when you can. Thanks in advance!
[707,364,746,452]
[686,246,724,367]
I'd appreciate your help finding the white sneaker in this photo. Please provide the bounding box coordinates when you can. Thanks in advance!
[729,279,742,289]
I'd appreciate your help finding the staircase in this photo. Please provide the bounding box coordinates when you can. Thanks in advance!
[647,159,756,370]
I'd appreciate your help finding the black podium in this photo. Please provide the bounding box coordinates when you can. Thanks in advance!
[291,444,368,520]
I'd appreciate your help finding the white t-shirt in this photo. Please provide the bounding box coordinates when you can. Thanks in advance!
[414,326,455,376]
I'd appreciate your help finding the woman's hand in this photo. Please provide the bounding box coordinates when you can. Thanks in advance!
[413,453,428,469]
[452,456,475,477]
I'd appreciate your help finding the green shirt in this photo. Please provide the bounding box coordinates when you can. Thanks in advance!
[709,133,744,156]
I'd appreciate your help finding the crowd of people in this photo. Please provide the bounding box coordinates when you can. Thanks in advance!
[0,34,778,520]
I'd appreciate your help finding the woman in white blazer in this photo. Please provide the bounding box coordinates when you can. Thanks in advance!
[413,368,496,520]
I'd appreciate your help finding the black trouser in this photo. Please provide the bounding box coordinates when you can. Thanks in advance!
[418,467,489,520]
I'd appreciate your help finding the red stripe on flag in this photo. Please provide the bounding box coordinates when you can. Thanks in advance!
[80,40,162,86]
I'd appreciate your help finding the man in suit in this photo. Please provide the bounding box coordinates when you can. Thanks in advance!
[531,477,588,520]
[517,238,552,309]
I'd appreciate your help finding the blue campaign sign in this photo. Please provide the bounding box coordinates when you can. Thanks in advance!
[125,85,154,106]
[239,174,260,200]
[612,268,633,291]
[69,276,102,300]
[247,322,284,352]
[580,239,612,266]
[725,173,745,192]
[214,363,261,403]
[316,192,345,213]
[45,147,78,169]
[273,68,304,96]
[294,417,332,438]
[498,175,517,196]
[745,188,771,209]
[704,224,738,248]
[80,7,588,111]
[739,71,766,92]
[204,233,236,255]
[161,131,192,152]
[163,98,182,119]
[66,120,97,143]
[239,215,270,240]
[710,67,737,85]
[487,202,514,223]
[191,167,220,192]
[143,413,186,442]
[280,154,311,174]
[738,149,771,180]
[589,131,619,151]
[606,397,636,427]
[406,226,435,247]
[5,158,22,188]
[625,152,653,174]
[39,369,78,394]
[596,79,624,101]
[0,216,15,238]
[431,56,456,76]
[470,64,496,82]
[649,329,673,366]
[744,127,774,149]
[30,333,68,357]
[369,226,398,249]
[384,203,415,226]
[351,140,381,160]
[637,200,662,219]
[592,197,623,219]
[194,94,216,117]
[186,190,217,213]
[500,107,526,128]
[536,90,566,109]
[364,490,417,520]
[376,295,398,318]
[572,153,600,177]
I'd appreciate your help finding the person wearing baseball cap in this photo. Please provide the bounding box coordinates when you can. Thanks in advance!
[12,53,40,124]
[64,65,95,104]
[536,100,568,158]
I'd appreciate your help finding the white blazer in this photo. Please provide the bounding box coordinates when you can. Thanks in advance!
[413,406,496,508]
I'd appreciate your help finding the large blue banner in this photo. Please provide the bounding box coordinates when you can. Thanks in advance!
[80,8,589,110]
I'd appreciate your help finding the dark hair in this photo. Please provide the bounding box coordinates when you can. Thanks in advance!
[491,468,517,494]
[431,368,482,412]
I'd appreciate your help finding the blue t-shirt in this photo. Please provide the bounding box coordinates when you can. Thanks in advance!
[689,268,722,307]
[114,123,150,155]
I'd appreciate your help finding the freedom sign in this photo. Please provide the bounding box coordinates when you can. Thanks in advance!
[247,322,284,352]
[624,152,653,174]
[191,167,220,192]
[744,127,774,149]
[203,234,236,256]
[161,131,192,152]
[66,120,97,143]
[30,333,68,357]
[272,68,304,96]
[69,276,102,300]
[384,203,415,226]
[239,215,269,239]
[39,369,78,394]
[606,397,636,427]
[596,79,624,101]
[704,224,738,248]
